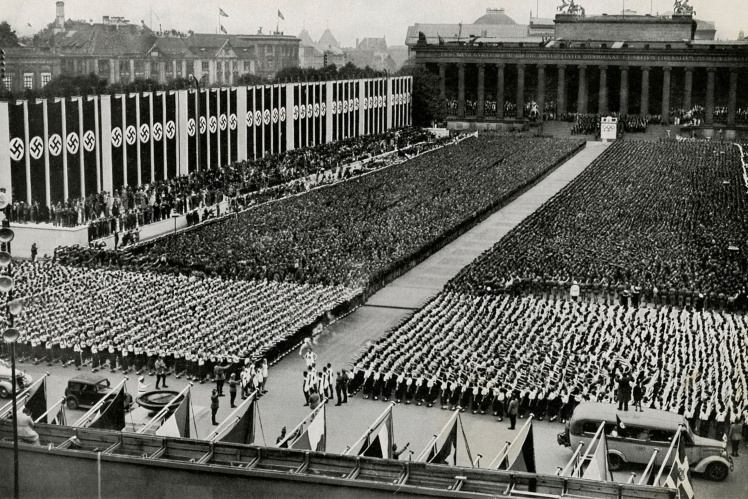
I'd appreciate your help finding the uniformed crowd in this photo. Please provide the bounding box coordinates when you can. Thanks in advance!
[3,260,357,376]
[352,293,748,436]
[449,140,748,308]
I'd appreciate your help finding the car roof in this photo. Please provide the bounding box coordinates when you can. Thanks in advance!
[572,402,686,429]
[68,374,110,384]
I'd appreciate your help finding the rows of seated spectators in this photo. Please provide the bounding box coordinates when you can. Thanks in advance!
[350,292,748,437]
[7,127,435,238]
[1,260,357,374]
[57,136,584,290]
[446,100,557,121]
[448,140,748,305]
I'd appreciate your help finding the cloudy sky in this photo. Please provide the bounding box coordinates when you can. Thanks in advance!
[3,0,747,46]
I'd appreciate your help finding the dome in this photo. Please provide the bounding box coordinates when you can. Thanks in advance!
[474,8,516,25]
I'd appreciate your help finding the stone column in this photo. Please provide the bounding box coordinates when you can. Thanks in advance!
[496,64,505,119]
[537,64,546,118]
[683,68,693,112]
[516,63,525,119]
[457,63,466,118]
[129,59,135,82]
[576,65,587,114]
[438,63,446,100]
[158,62,166,84]
[557,65,566,116]
[727,69,738,126]
[477,64,485,119]
[661,67,671,124]
[619,66,629,116]
[705,67,715,125]
[110,58,117,84]
[640,66,650,117]
[598,65,608,115]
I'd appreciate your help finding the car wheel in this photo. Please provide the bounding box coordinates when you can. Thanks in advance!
[705,462,729,482]
[0,386,9,398]
[608,453,624,471]
[66,397,79,410]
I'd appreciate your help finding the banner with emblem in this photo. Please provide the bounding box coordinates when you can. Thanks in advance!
[246,86,256,161]
[27,100,46,205]
[110,95,126,192]
[278,84,286,154]
[271,84,281,155]
[7,101,27,203]
[198,89,208,171]
[262,85,271,157]
[219,87,229,168]
[370,79,378,135]
[208,89,219,169]
[300,83,309,149]
[66,98,83,199]
[293,84,301,150]
[320,82,327,146]
[124,93,139,187]
[152,92,165,182]
[331,81,338,142]
[47,98,65,204]
[353,81,360,138]
[341,81,348,140]
[165,91,178,179]
[313,82,322,147]
[185,90,197,172]
[82,96,99,195]
[138,93,153,185]
[229,88,238,163]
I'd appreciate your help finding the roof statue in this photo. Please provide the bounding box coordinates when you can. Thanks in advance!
[673,0,695,15]
[557,0,585,17]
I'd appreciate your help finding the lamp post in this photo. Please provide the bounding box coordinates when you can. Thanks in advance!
[189,74,201,171]
[0,200,19,499]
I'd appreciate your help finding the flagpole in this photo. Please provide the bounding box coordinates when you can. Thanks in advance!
[0,394,29,419]
[206,390,257,442]
[137,383,193,434]
[0,374,49,416]
[487,441,511,469]
[35,397,66,424]
[73,378,128,428]
[579,421,605,464]
[342,401,395,455]
[654,424,683,486]
[415,409,460,462]
[276,397,327,448]
[458,413,475,467]
[638,449,660,485]
[489,416,534,468]
[559,442,585,476]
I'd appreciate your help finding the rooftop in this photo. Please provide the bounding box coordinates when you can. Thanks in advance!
[474,8,516,25]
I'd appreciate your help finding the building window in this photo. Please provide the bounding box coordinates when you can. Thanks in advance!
[41,73,52,87]
[134,61,145,78]
[151,61,160,77]
[3,75,12,90]
[202,61,210,72]
[98,59,110,75]
[23,73,34,89]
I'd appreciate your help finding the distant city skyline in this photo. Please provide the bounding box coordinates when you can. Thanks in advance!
[3,0,747,46]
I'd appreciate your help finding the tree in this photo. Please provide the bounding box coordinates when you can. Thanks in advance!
[398,62,446,127]
[41,73,109,98]
[0,21,19,47]
[236,73,269,86]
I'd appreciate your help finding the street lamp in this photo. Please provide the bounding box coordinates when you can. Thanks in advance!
[0,207,19,499]
[188,74,201,171]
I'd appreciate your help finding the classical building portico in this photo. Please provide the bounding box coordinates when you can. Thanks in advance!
[407,10,748,126]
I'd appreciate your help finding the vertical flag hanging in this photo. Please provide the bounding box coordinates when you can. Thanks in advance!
[293,84,301,150]
[208,88,219,169]
[198,89,208,170]
[300,82,308,148]
[271,84,280,155]
[124,93,139,187]
[27,100,46,205]
[47,98,65,204]
[110,95,125,192]
[185,90,197,173]
[152,92,165,182]
[219,87,229,168]
[320,82,327,146]
[229,87,238,163]
[262,85,272,157]
[278,84,287,154]
[246,86,257,161]
[7,101,26,203]
[66,97,83,198]
[138,92,152,185]
[81,96,99,196]
[165,91,179,180]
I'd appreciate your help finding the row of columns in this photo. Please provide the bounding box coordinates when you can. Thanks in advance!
[440,63,742,126]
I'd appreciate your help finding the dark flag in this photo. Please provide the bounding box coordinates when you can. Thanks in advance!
[229,88,238,163]
[246,86,257,160]
[499,419,536,473]
[208,89,219,169]
[82,96,99,195]
[198,89,208,170]
[88,386,126,432]
[156,391,191,439]
[24,378,47,422]
[361,411,394,459]
[218,397,255,445]
[47,98,66,204]
[66,98,83,199]
[290,403,326,453]
[164,92,178,179]
[152,92,165,182]
[110,95,126,190]
[124,94,139,187]
[428,417,458,465]
[27,100,46,206]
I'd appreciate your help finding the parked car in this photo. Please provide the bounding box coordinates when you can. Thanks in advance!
[64,374,132,411]
[558,402,733,481]
[0,360,33,398]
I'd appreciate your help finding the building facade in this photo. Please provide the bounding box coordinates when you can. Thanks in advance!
[407,8,748,125]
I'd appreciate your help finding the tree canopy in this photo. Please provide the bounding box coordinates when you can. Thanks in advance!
[0,21,19,47]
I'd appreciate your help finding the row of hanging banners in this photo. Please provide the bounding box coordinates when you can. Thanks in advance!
[0,382,690,496]
[0,77,412,206]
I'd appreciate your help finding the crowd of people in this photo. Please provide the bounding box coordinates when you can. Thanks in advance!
[59,136,583,289]
[2,260,357,374]
[351,293,748,439]
[8,128,435,240]
[449,140,748,306]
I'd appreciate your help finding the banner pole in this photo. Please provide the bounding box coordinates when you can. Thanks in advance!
[342,401,395,455]
[138,383,192,434]
[206,390,257,442]
[276,398,327,448]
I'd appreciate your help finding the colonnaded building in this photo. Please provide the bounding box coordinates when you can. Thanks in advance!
[406,5,748,127]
